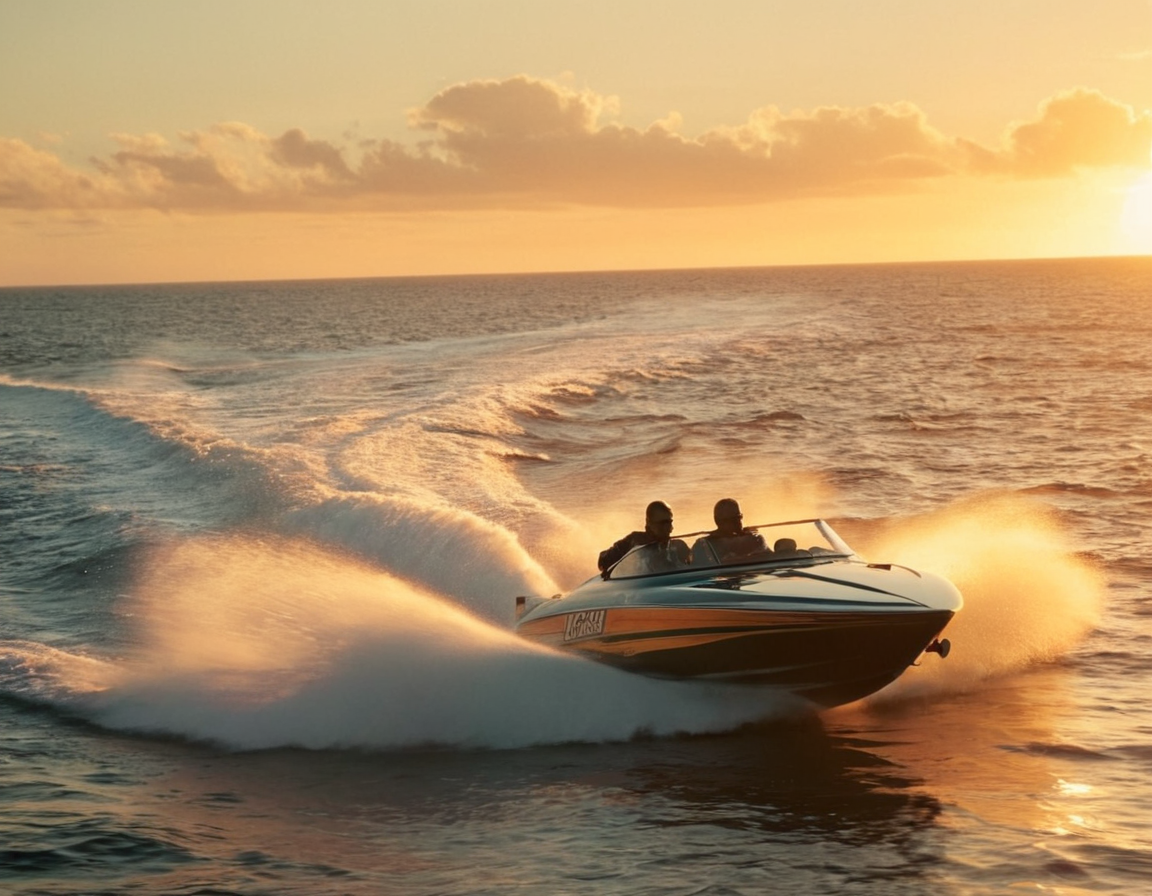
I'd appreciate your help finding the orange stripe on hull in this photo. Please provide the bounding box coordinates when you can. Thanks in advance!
[517,604,955,706]
[517,606,910,649]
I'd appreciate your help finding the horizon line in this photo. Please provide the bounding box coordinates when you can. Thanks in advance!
[1,250,1148,292]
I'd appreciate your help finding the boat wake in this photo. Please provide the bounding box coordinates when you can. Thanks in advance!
[0,535,804,751]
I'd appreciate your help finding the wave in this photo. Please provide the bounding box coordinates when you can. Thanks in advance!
[0,827,197,875]
[0,377,291,590]
[1018,482,1123,499]
[1005,741,1115,761]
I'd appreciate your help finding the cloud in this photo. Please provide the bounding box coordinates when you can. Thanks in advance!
[962,88,1152,177]
[410,75,612,140]
[0,138,110,208]
[271,128,355,180]
[2,77,1149,213]
[397,77,960,204]
[94,124,364,208]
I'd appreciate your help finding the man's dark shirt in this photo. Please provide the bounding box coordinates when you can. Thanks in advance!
[597,530,656,572]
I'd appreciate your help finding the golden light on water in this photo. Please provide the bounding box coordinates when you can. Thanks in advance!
[1056,779,1092,797]
[1050,780,1094,838]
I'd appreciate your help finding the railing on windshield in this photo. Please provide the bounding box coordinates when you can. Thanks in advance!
[606,519,856,579]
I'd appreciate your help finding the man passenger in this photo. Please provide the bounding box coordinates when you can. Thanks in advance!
[598,500,689,573]
[693,498,768,564]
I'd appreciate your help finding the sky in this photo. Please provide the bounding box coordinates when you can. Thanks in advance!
[1,0,1150,286]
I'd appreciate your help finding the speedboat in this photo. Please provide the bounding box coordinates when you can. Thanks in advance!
[515,519,961,708]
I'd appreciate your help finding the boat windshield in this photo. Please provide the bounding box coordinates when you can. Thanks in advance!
[607,518,855,579]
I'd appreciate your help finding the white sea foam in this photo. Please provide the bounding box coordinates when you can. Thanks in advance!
[2,536,803,750]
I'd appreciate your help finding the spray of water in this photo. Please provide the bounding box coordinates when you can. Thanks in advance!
[282,494,561,626]
[0,640,118,703]
[67,535,801,750]
[855,492,1106,703]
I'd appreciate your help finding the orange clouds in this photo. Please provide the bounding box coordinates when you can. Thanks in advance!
[2,77,1148,213]
[0,138,104,207]
[965,88,1152,177]
[411,76,611,140]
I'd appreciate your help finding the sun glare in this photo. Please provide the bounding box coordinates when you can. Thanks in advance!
[1120,172,1152,254]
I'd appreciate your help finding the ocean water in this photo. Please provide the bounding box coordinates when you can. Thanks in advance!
[1,256,1150,894]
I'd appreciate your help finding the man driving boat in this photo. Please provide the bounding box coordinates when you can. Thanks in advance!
[598,500,690,573]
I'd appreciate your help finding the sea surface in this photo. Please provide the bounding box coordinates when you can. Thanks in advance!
[1,256,1150,895]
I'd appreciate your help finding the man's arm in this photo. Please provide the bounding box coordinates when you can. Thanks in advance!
[598,532,642,572]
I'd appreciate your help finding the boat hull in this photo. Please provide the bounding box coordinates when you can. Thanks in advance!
[517,604,954,707]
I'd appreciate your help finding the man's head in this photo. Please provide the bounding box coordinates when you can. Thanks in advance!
[713,498,743,536]
[644,500,674,540]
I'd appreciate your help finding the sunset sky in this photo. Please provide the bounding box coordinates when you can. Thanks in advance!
[2,0,1150,286]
